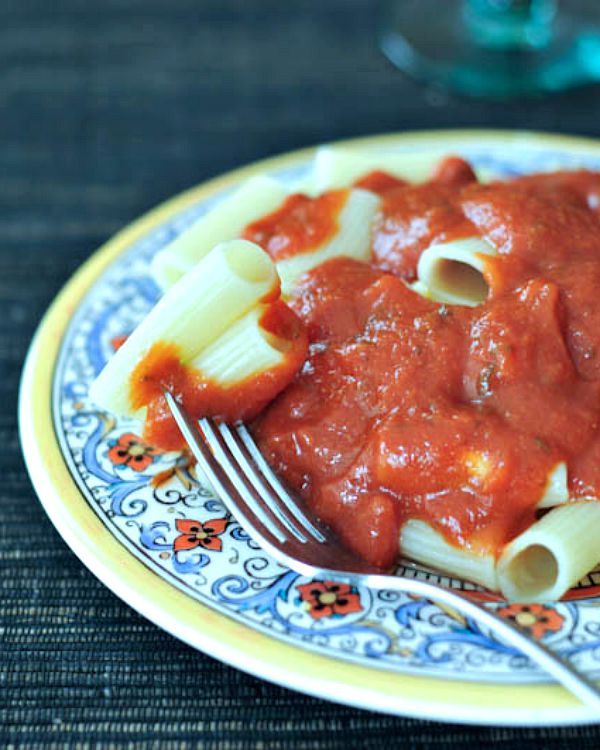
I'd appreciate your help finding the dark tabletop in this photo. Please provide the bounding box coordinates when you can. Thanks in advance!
[4,1,600,747]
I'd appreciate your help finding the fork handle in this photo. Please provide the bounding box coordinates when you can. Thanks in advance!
[339,571,600,713]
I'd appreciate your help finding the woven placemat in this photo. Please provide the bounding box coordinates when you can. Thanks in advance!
[4,0,600,745]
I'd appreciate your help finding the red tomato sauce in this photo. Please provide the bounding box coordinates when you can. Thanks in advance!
[253,160,600,570]
[130,301,308,451]
[354,170,407,194]
[242,190,348,261]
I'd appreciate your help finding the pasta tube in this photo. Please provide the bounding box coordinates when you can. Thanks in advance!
[406,279,433,299]
[400,519,498,592]
[89,239,279,416]
[151,176,289,289]
[497,501,600,602]
[276,188,379,295]
[537,462,569,509]
[191,305,290,386]
[306,146,450,193]
[416,237,497,307]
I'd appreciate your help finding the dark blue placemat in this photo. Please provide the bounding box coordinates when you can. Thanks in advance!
[4,0,600,746]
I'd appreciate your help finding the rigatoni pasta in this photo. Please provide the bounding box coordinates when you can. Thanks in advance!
[191,305,292,386]
[274,188,379,295]
[151,176,289,290]
[306,145,448,193]
[537,463,569,509]
[301,145,501,194]
[497,502,600,602]
[400,519,498,592]
[91,239,283,418]
[416,237,497,307]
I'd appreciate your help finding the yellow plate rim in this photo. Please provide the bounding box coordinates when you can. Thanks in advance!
[19,128,600,726]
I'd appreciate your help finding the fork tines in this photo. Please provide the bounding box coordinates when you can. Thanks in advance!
[163,392,324,550]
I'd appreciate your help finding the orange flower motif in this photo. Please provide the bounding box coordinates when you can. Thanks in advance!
[297,580,362,620]
[173,518,228,552]
[497,603,565,639]
[107,433,158,472]
[110,334,129,351]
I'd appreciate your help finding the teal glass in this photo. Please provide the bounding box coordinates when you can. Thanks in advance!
[379,0,600,97]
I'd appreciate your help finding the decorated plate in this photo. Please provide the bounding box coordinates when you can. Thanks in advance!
[20,131,600,726]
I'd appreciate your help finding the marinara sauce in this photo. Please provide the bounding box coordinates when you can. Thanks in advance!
[253,158,600,570]
[242,190,348,261]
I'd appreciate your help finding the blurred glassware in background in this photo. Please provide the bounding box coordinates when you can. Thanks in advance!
[379,0,600,96]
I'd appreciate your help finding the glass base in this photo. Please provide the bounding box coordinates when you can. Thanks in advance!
[379,0,600,97]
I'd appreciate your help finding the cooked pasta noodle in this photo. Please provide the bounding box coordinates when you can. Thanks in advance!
[90,239,278,416]
[406,279,433,299]
[416,237,497,307]
[497,501,600,601]
[400,519,498,592]
[537,462,569,509]
[302,145,500,194]
[191,305,289,386]
[307,146,452,193]
[151,176,289,290]
[275,188,379,295]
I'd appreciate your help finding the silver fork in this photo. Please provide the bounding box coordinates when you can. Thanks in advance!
[164,392,600,713]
